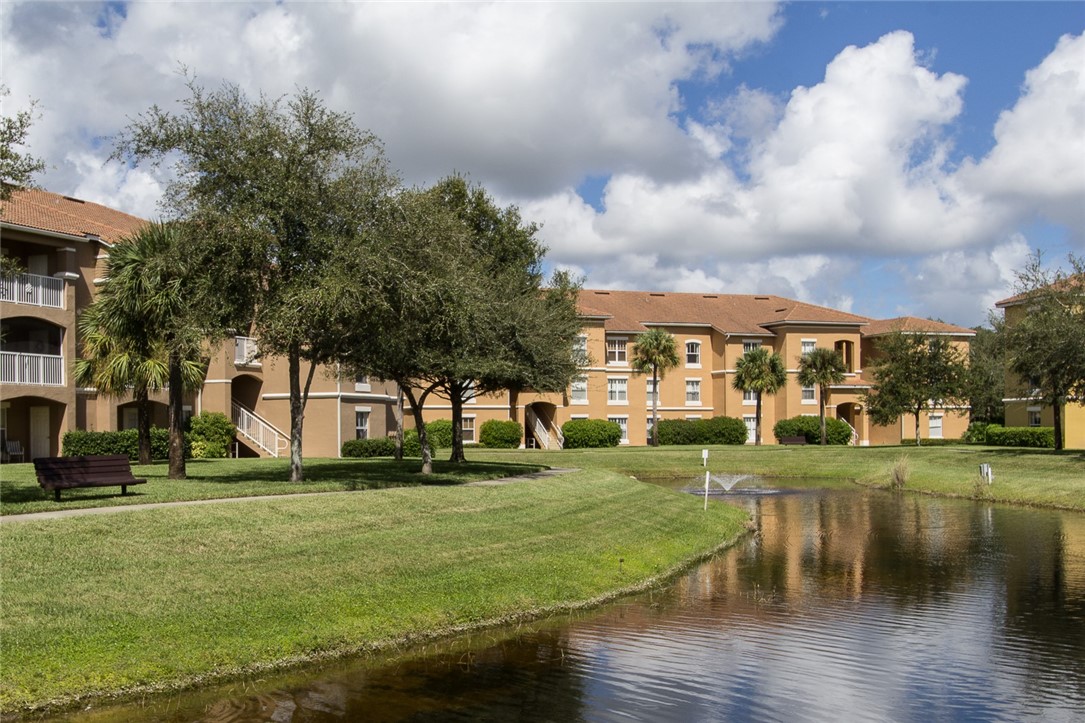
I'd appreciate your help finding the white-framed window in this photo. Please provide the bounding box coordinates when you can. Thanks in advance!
[743,340,761,354]
[929,414,943,439]
[646,416,655,442]
[646,378,658,405]
[1028,407,1042,427]
[570,376,589,404]
[355,410,370,440]
[801,339,816,356]
[608,377,628,404]
[608,415,628,444]
[574,334,587,355]
[462,416,476,443]
[355,374,371,392]
[743,415,757,444]
[121,406,138,431]
[685,379,701,405]
[685,340,701,367]
[802,386,816,403]
[606,337,627,365]
[743,389,758,405]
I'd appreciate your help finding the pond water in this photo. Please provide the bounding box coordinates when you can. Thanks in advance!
[61,480,1085,722]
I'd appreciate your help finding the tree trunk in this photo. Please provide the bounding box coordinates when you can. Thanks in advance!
[449,381,465,463]
[394,387,404,461]
[401,385,432,474]
[1053,400,1064,451]
[818,387,827,446]
[288,346,305,482]
[136,385,152,465]
[915,407,923,446]
[651,367,659,446]
[755,393,763,446]
[167,350,186,480]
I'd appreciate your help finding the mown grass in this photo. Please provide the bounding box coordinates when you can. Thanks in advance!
[0,470,745,713]
[0,457,545,516]
[468,444,1085,510]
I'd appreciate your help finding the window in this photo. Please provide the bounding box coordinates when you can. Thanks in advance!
[608,377,628,404]
[801,340,816,356]
[462,416,476,443]
[570,376,588,404]
[608,416,628,443]
[355,374,370,392]
[802,386,816,403]
[743,389,758,405]
[743,415,757,444]
[685,341,701,367]
[646,378,658,404]
[929,414,943,440]
[573,334,588,359]
[685,379,701,405]
[355,411,370,439]
[743,340,761,354]
[1028,407,1042,427]
[606,337,627,365]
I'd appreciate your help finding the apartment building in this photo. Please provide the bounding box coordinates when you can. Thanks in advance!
[421,289,975,447]
[1,189,397,461]
[995,285,1085,449]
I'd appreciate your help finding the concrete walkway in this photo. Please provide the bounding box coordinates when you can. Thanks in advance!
[0,467,578,524]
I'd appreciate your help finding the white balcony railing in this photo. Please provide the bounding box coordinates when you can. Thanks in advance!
[0,273,65,309]
[234,336,260,366]
[0,352,65,386]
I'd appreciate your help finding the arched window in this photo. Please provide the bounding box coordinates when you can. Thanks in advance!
[685,340,701,367]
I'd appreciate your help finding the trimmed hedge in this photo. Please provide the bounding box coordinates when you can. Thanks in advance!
[561,419,622,448]
[656,416,748,446]
[772,416,852,445]
[187,412,236,459]
[341,437,397,458]
[426,419,455,449]
[480,420,522,448]
[62,427,184,461]
[899,438,965,447]
[985,424,1055,449]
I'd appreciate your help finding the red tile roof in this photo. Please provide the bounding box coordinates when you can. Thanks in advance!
[995,275,1085,307]
[861,316,975,337]
[0,188,147,244]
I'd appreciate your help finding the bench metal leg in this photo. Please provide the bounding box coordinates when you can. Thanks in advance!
[121,485,128,495]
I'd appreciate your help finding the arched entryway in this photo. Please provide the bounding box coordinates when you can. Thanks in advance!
[525,402,560,449]
[835,403,862,445]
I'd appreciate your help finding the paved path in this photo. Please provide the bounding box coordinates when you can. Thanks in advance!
[0,467,578,525]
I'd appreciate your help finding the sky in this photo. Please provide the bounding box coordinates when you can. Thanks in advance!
[2,1,1083,328]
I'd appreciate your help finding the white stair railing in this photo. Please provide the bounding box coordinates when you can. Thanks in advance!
[525,407,550,449]
[843,419,859,446]
[231,401,289,457]
[552,419,564,449]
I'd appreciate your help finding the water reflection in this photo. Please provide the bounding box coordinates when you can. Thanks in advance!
[61,486,1085,722]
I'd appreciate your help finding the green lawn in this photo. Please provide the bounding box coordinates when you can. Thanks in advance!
[0,457,546,516]
[0,470,745,713]
[467,444,1085,510]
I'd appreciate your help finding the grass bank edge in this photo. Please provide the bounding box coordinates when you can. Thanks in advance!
[0,471,748,716]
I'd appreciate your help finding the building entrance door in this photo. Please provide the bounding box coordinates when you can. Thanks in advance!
[30,406,50,459]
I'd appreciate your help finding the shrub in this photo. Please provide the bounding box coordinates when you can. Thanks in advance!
[963,421,991,444]
[654,416,747,446]
[561,419,621,448]
[62,427,181,461]
[985,424,1055,449]
[426,419,455,449]
[342,437,396,458]
[772,416,852,445]
[186,412,236,458]
[480,420,522,448]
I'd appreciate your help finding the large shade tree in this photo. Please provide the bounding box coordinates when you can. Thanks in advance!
[797,347,848,445]
[631,329,680,446]
[114,79,398,482]
[862,331,968,446]
[1000,253,1084,451]
[732,347,787,446]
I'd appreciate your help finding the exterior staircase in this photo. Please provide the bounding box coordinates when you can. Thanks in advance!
[526,407,564,450]
[231,401,289,458]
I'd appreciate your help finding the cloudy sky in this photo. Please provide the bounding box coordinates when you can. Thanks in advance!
[3,1,1083,327]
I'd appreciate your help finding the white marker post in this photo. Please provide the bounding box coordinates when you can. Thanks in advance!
[705,470,710,511]
[702,449,709,467]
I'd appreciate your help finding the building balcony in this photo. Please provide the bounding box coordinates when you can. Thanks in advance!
[0,273,65,310]
[0,352,65,386]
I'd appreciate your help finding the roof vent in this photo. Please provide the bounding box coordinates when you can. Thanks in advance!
[703,294,718,299]
[649,292,665,297]
[63,196,86,204]
[775,308,787,313]
[754,296,770,300]
[594,291,610,295]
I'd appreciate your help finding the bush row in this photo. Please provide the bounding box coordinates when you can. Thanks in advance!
[561,419,622,448]
[341,419,525,458]
[899,438,965,447]
[62,428,188,461]
[984,424,1055,449]
[772,416,852,445]
[656,416,747,446]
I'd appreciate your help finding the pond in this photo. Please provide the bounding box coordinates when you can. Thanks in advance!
[61,479,1085,722]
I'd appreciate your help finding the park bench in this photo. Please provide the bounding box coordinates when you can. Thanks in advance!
[33,455,147,502]
[779,436,808,445]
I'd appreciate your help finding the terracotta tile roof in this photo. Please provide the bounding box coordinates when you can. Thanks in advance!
[576,289,868,336]
[861,316,975,337]
[0,188,147,244]
[995,275,1084,307]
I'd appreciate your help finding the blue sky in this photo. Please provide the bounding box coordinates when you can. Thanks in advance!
[3,1,1083,327]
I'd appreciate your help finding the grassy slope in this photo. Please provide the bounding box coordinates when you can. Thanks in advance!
[0,457,545,516]
[469,445,1085,510]
[0,470,746,712]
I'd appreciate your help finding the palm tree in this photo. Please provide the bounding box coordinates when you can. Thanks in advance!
[732,347,787,445]
[631,328,680,446]
[89,221,207,478]
[798,347,848,445]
